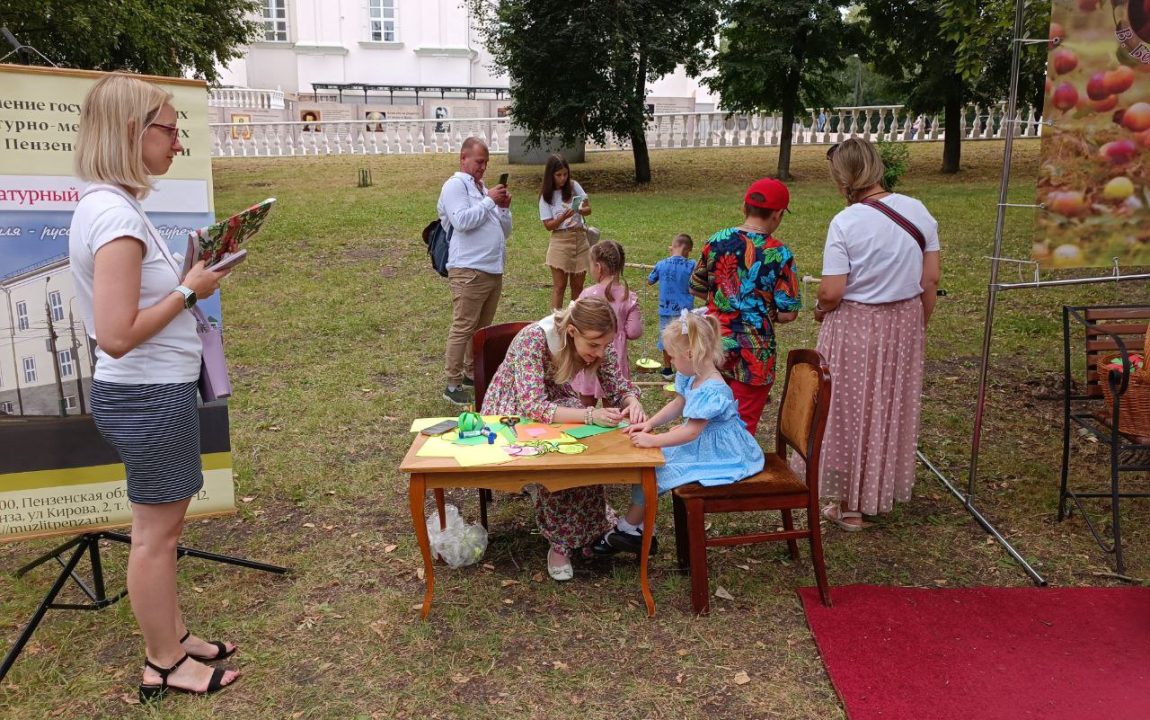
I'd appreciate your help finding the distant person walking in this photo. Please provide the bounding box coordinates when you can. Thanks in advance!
[439,137,513,406]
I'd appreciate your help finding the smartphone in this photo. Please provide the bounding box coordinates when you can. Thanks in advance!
[498,172,509,187]
[420,419,459,436]
[208,249,247,272]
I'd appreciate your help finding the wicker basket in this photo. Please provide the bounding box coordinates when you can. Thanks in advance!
[1097,328,1150,436]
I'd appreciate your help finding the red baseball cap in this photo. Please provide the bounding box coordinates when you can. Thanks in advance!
[744,178,790,212]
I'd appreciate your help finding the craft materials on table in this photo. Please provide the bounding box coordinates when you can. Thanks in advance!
[409,414,627,465]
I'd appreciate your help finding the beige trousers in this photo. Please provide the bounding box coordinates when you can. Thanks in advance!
[444,267,503,385]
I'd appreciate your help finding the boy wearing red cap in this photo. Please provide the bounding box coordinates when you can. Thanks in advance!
[689,177,801,434]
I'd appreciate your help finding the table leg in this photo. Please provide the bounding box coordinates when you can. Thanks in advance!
[639,467,657,618]
[409,473,435,619]
[434,488,447,529]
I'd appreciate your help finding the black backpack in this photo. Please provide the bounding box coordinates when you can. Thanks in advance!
[421,218,452,277]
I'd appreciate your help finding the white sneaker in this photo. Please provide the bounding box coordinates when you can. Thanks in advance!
[546,549,573,582]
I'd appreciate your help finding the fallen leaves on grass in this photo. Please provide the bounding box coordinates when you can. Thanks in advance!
[733,671,751,685]
[714,586,735,601]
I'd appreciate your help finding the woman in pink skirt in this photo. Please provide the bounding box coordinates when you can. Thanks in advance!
[814,138,942,530]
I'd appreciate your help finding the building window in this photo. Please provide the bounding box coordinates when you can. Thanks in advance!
[369,0,397,42]
[64,395,78,410]
[49,290,64,321]
[22,356,36,383]
[263,0,289,42]
[58,349,75,378]
[0,401,12,414]
[16,301,28,330]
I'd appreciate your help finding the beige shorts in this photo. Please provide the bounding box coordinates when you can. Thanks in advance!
[545,227,590,274]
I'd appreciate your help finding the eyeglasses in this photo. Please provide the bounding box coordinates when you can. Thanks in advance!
[825,143,840,160]
[148,122,181,141]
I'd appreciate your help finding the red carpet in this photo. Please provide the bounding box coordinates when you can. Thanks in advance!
[798,585,1150,720]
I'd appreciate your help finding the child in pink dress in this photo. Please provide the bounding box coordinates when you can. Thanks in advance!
[572,240,642,405]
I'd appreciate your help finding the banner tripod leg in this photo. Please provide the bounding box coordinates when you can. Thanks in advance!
[0,530,288,683]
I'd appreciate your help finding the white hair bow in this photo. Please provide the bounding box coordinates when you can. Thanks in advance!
[680,307,709,334]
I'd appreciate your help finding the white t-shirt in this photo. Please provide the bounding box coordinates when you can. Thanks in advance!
[538,180,586,230]
[821,194,940,304]
[69,185,201,384]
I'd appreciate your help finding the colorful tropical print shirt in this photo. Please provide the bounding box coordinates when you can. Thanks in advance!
[689,227,801,388]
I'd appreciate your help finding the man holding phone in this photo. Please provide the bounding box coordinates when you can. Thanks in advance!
[438,137,513,406]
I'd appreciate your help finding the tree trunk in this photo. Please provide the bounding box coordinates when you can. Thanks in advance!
[631,130,652,185]
[942,87,962,174]
[777,96,795,182]
[632,47,651,184]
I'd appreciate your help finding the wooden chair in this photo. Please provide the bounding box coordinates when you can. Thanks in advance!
[471,321,530,528]
[671,349,832,615]
[1060,305,1150,574]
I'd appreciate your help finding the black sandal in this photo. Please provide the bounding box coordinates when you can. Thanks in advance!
[138,653,232,702]
[180,630,237,662]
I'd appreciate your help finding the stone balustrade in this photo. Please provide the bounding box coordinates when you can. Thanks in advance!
[209,103,1042,158]
[209,87,286,110]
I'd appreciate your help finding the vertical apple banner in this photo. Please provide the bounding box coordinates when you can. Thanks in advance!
[1036,0,1150,268]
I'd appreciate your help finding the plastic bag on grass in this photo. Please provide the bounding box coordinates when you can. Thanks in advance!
[426,504,488,568]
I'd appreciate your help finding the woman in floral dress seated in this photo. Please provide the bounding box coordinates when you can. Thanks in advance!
[481,296,646,581]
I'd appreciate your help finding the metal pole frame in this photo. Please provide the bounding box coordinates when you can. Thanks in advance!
[931,0,1150,586]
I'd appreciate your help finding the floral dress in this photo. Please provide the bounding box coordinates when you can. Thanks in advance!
[481,321,640,554]
[656,373,765,493]
[689,227,801,391]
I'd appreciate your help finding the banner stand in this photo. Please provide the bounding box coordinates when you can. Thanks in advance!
[0,531,288,683]
[921,0,1150,586]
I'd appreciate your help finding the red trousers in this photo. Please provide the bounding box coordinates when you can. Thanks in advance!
[726,378,771,435]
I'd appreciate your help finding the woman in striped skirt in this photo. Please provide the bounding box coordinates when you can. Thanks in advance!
[814,139,942,530]
[69,74,237,700]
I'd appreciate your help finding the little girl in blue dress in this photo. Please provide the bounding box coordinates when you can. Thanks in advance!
[601,308,765,553]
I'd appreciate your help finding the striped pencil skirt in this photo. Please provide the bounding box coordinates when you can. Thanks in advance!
[89,380,203,504]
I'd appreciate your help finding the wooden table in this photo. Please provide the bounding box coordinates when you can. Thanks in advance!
[400,429,664,618]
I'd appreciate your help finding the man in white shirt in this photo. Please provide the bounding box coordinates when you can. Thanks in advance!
[439,137,513,405]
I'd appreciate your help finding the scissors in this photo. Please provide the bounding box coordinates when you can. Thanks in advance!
[500,416,521,438]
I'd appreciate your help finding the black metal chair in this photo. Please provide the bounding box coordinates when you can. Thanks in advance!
[1061,304,1150,574]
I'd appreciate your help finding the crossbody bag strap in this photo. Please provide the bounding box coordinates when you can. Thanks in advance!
[859,197,926,252]
[81,185,207,324]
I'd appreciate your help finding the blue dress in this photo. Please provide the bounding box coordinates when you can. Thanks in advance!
[656,373,765,493]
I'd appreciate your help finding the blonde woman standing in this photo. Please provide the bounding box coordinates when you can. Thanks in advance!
[480,296,646,581]
[69,73,238,700]
[815,138,942,530]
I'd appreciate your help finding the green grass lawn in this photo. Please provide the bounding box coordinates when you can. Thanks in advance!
[2,141,1149,719]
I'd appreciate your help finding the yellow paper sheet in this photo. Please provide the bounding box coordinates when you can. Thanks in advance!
[453,445,513,467]
[416,436,460,457]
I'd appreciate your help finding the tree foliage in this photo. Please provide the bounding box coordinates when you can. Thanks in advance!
[2,0,260,84]
[706,0,858,180]
[860,0,1050,174]
[940,0,1052,113]
[467,0,721,184]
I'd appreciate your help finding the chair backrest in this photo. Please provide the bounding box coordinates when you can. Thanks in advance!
[472,321,531,410]
[1068,306,1150,399]
[775,348,832,466]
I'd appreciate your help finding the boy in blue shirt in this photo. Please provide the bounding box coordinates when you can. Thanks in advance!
[647,233,696,378]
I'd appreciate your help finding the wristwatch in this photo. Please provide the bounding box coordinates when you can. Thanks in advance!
[173,285,197,309]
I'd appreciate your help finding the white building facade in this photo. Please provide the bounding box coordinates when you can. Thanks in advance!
[213,0,718,123]
[0,258,95,416]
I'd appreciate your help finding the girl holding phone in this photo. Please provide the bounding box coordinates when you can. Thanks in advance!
[539,154,592,310]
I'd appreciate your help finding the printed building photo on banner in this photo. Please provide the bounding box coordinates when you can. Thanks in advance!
[0,64,235,542]
[1037,0,1150,268]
